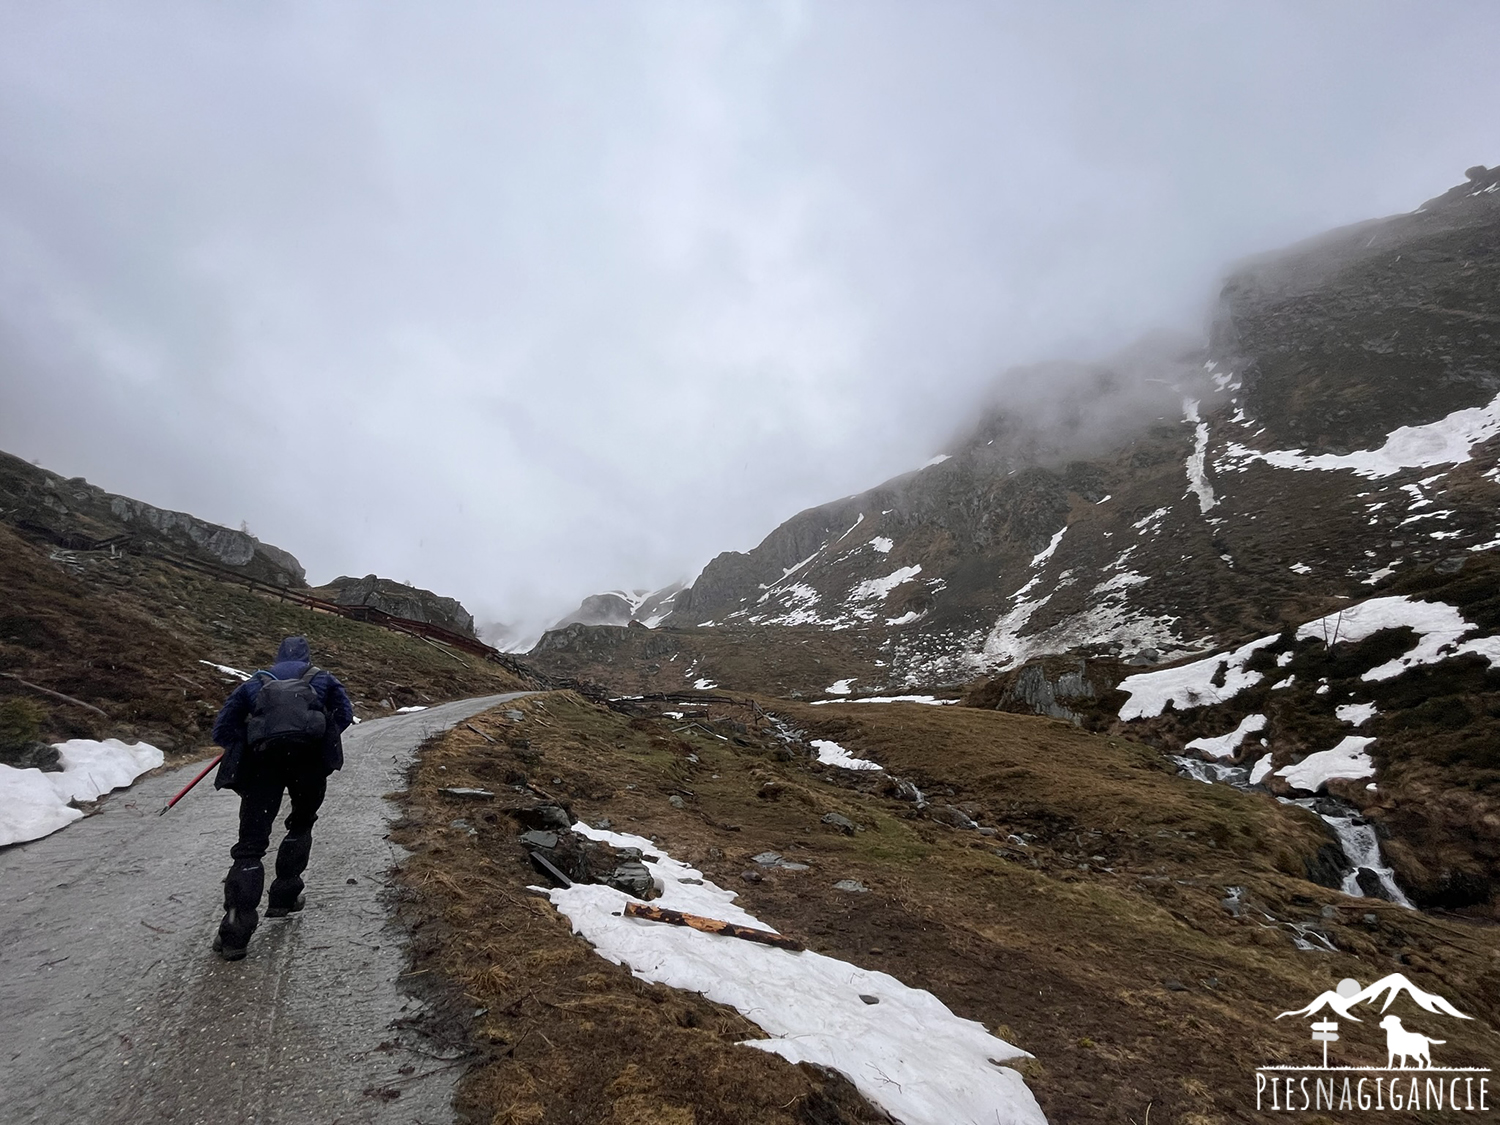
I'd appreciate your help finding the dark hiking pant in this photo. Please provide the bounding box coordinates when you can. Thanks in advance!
[220,739,327,946]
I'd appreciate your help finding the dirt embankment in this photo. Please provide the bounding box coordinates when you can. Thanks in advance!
[395,691,1500,1125]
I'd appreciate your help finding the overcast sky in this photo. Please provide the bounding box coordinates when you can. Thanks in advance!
[2,2,1497,642]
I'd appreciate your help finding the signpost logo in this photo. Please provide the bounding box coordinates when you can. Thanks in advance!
[1256,973,1491,1112]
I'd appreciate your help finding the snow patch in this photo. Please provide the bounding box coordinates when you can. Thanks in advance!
[1276,737,1376,792]
[1183,399,1217,513]
[850,566,922,602]
[1294,596,1500,682]
[1185,714,1267,759]
[809,695,957,706]
[825,679,856,696]
[810,739,882,771]
[199,660,252,681]
[1117,636,1278,720]
[548,825,1045,1125]
[0,739,164,846]
[919,454,952,470]
[1030,528,1067,568]
[1223,392,1500,479]
[1336,702,1377,726]
[870,537,893,554]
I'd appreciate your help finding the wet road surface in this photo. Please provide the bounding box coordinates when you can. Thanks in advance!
[0,694,529,1125]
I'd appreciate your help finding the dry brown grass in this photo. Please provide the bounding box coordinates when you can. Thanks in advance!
[395,691,1500,1125]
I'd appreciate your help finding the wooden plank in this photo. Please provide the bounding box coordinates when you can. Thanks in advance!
[622,902,803,951]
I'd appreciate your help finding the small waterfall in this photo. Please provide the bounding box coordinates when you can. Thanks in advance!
[1172,755,1250,787]
[1307,804,1414,908]
[1172,756,1414,909]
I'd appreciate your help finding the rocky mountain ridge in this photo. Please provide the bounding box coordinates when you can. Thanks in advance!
[552,582,687,630]
[0,449,482,642]
[525,165,1500,913]
[0,449,306,586]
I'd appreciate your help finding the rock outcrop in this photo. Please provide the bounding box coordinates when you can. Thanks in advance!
[315,574,476,638]
[0,450,305,586]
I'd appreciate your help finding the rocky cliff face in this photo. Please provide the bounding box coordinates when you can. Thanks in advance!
[314,574,477,638]
[0,450,305,587]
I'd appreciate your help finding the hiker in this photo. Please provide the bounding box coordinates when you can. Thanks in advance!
[209,636,354,960]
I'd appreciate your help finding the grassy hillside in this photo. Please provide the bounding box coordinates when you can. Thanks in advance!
[396,691,1500,1125]
[0,523,531,758]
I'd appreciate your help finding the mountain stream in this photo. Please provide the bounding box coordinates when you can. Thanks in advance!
[1172,755,1413,909]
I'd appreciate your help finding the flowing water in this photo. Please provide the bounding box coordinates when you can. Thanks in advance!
[1173,755,1413,909]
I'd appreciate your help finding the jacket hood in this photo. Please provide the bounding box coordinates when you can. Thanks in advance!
[275,636,312,664]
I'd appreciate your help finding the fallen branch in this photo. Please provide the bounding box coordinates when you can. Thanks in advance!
[622,902,803,951]
[0,673,109,717]
[463,721,495,743]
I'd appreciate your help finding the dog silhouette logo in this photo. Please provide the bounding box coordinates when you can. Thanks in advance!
[1256,973,1491,1112]
[1378,1015,1444,1070]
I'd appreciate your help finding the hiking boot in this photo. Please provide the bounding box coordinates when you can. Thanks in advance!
[265,894,306,918]
[214,906,255,960]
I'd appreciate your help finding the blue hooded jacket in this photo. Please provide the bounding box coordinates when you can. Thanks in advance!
[211,636,355,791]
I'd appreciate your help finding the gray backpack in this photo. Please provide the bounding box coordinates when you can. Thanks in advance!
[246,666,328,747]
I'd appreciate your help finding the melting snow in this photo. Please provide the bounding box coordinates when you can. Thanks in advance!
[693,678,718,690]
[1183,399,1218,513]
[1029,528,1067,568]
[1248,757,1274,785]
[200,660,252,681]
[809,695,957,706]
[1117,636,1278,720]
[1223,391,1500,478]
[547,824,1046,1125]
[1288,562,1312,575]
[851,566,923,601]
[1294,596,1500,681]
[395,705,429,713]
[1185,714,1268,759]
[825,679,856,696]
[919,454,952,469]
[1336,702,1378,726]
[0,739,164,846]
[1132,507,1170,531]
[1120,595,1500,721]
[870,537,893,553]
[810,738,882,771]
[1276,737,1376,792]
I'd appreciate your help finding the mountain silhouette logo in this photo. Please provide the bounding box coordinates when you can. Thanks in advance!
[1277,973,1472,1027]
[1256,974,1491,1112]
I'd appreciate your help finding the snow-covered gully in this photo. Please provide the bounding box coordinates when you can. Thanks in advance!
[543,822,1048,1125]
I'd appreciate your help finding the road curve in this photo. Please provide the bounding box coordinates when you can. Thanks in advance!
[0,693,530,1125]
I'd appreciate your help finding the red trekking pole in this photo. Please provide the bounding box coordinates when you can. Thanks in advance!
[159,752,224,816]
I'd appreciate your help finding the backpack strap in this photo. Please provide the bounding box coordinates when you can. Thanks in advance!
[299,665,322,684]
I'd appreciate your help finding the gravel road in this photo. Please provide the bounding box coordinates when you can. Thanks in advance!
[0,693,529,1125]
